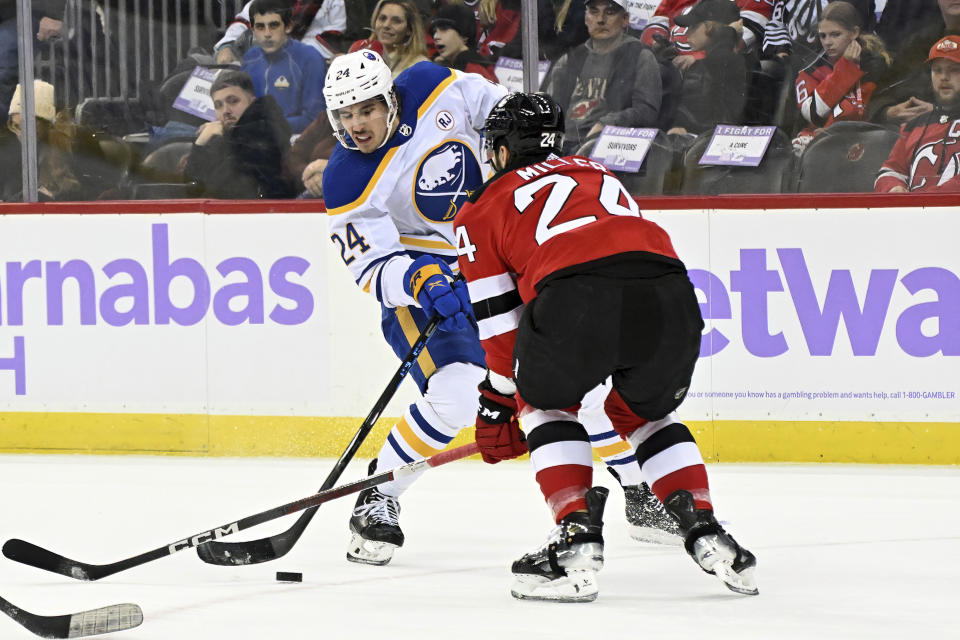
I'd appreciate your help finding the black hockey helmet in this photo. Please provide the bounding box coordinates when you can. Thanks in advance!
[483,92,565,171]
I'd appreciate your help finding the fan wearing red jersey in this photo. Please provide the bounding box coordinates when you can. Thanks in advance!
[793,1,890,145]
[453,92,758,602]
[875,36,960,193]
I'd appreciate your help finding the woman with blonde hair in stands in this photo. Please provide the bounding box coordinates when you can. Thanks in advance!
[349,0,429,77]
[793,0,891,148]
[1,79,82,202]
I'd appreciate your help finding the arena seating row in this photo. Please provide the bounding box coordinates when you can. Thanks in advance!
[117,121,900,200]
[575,121,900,197]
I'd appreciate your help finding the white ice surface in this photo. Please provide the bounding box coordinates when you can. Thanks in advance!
[0,454,956,639]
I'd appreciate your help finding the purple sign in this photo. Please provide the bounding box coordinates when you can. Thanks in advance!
[172,66,219,122]
[493,57,551,92]
[589,126,658,173]
[626,0,660,30]
[699,125,776,167]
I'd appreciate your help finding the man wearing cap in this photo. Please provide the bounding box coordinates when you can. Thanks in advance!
[869,0,960,125]
[429,4,498,82]
[643,0,773,58]
[667,0,748,134]
[875,35,960,192]
[542,0,663,153]
[1,78,83,202]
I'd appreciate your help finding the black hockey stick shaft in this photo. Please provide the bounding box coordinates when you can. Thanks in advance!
[1,442,478,582]
[0,595,143,638]
[195,310,443,566]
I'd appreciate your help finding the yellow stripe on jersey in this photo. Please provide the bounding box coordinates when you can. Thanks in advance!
[399,236,455,250]
[417,71,456,119]
[326,146,401,216]
[395,415,444,458]
[594,441,632,458]
[396,306,437,378]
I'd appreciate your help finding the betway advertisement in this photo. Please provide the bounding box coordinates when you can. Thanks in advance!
[646,208,959,422]
[0,208,957,423]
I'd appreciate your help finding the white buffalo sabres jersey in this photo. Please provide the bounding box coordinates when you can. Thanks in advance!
[322,61,508,308]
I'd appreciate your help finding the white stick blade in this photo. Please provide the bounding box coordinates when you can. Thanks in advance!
[67,604,143,638]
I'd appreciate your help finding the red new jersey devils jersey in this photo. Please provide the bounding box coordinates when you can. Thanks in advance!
[795,56,876,136]
[875,113,960,192]
[454,155,679,377]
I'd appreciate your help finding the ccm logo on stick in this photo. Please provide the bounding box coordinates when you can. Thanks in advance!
[168,523,240,553]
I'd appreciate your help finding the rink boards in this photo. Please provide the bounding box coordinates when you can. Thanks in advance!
[0,197,957,464]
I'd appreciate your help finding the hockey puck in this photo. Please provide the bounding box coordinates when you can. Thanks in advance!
[276,571,303,583]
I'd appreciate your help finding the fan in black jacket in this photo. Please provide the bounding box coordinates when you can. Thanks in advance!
[667,0,748,135]
[184,70,297,199]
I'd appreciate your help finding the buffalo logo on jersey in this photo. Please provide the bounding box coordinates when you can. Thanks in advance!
[412,140,482,223]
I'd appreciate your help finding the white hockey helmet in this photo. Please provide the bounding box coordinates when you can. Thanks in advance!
[323,49,399,150]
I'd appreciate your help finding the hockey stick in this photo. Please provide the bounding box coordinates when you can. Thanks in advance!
[194,310,442,566]
[0,595,142,638]
[2,443,478,582]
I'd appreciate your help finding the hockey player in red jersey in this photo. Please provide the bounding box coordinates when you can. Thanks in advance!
[448,92,758,602]
[875,35,960,193]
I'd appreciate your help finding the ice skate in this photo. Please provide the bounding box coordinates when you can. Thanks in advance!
[664,490,758,596]
[607,467,682,545]
[347,459,404,566]
[510,487,608,603]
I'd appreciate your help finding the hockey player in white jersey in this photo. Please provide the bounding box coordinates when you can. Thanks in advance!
[321,50,678,566]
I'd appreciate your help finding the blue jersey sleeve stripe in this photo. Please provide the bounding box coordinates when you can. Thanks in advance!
[409,404,455,445]
[356,251,408,285]
[375,264,385,302]
[387,432,416,464]
[588,430,620,442]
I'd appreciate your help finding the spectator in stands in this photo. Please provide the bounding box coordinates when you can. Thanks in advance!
[877,0,945,54]
[241,0,328,136]
[216,0,347,63]
[429,4,498,81]
[294,0,435,196]
[0,1,65,119]
[542,0,662,153]
[184,70,297,199]
[869,0,960,126]
[875,35,960,192]
[288,112,337,197]
[666,0,749,135]
[445,0,522,58]
[349,0,430,77]
[762,0,877,63]
[792,1,890,147]
[498,0,590,62]
[0,79,82,202]
[643,0,774,59]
